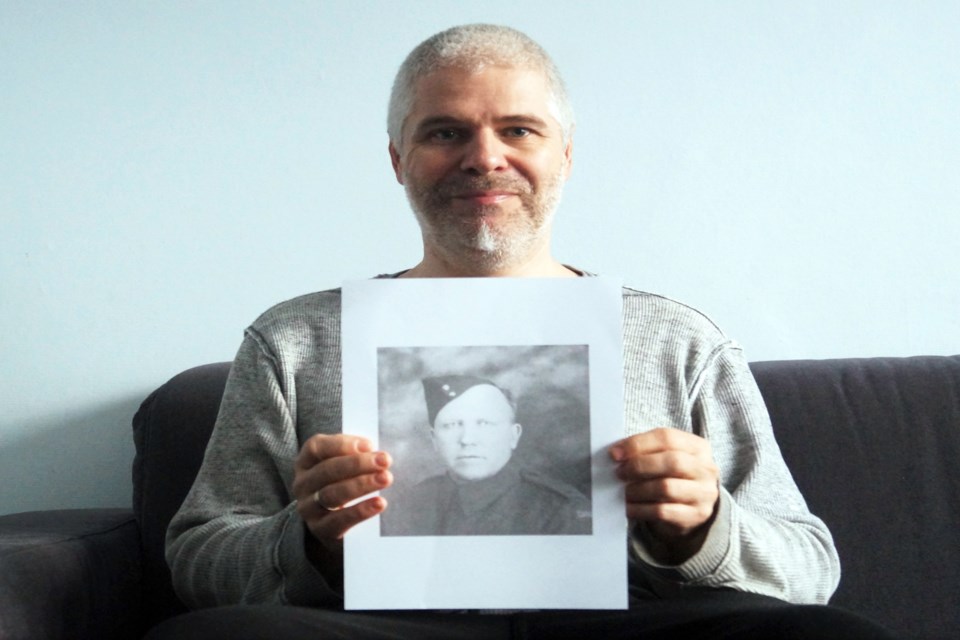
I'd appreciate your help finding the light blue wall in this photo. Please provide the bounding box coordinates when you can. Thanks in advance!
[2,1,958,515]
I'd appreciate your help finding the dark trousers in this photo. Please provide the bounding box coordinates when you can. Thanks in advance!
[144,588,899,640]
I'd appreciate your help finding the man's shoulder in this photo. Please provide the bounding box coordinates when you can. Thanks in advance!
[248,288,342,335]
[405,473,455,502]
[247,272,401,334]
[414,473,452,490]
[621,286,723,330]
[391,473,454,521]
[518,468,589,508]
[620,286,730,347]
[516,468,593,532]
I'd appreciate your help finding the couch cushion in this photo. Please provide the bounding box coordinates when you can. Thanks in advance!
[132,362,231,626]
[0,509,141,640]
[751,355,960,640]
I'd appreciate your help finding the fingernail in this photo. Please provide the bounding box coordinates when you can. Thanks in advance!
[609,447,624,461]
[375,452,388,467]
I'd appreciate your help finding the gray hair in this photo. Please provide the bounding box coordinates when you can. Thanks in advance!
[387,24,574,149]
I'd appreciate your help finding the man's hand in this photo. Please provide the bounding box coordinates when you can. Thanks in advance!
[292,434,393,570]
[609,428,720,564]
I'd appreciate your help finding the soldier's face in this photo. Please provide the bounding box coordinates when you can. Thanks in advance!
[431,384,522,481]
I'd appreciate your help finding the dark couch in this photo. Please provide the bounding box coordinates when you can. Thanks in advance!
[2,356,958,639]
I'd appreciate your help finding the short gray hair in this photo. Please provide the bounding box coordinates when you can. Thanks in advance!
[387,24,574,148]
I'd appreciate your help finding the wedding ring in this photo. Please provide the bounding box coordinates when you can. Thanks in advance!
[313,490,341,512]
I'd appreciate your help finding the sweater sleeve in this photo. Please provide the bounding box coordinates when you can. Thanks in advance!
[629,343,841,604]
[165,330,342,609]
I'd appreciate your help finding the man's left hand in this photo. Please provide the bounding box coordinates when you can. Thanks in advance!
[610,428,720,564]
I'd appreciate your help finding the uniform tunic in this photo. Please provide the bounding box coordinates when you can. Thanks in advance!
[384,462,592,536]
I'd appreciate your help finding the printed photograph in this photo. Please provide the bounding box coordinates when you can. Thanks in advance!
[378,345,593,536]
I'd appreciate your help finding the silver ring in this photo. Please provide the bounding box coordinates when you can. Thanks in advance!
[313,490,340,512]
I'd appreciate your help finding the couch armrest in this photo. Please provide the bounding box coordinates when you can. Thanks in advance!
[0,509,142,640]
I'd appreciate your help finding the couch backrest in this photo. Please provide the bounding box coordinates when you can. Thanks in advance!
[132,362,230,627]
[131,356,960,639]
[750,355,960,640]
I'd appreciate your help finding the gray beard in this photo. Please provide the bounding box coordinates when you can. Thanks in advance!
[405,171,564,273]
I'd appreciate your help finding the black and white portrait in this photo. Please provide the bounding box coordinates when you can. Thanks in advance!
[377,345,592,536]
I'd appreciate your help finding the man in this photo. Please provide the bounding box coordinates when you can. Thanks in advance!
[152,24,896,639]
[383,374,591,536]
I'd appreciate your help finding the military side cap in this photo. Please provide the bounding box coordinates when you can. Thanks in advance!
[422,374,500,426]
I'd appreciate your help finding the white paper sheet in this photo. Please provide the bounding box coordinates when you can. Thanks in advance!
[342,276,627,610]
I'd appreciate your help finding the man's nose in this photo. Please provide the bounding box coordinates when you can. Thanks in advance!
[458,423,479,444]
[460,129,508,174]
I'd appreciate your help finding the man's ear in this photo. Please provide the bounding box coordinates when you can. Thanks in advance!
[389,141,404,185]
[511,423,523,449]
[562,134,574,180]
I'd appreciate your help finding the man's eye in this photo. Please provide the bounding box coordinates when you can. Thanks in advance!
[430,129,460,141]
[505,127,531,138]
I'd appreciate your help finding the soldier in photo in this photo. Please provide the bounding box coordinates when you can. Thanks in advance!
[385,374,591,536]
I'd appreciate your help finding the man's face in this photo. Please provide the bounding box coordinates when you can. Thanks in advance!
[430,384,522,481]
[389,65,573,272]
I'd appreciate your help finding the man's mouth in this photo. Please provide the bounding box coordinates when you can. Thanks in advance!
[453,191,517,206]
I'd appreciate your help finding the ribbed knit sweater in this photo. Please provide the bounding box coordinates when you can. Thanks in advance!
[166,286,840,609]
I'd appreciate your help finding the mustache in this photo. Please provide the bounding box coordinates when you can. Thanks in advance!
[432,175,532,198]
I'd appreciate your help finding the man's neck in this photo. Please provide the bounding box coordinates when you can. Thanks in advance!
[401,245,578,279]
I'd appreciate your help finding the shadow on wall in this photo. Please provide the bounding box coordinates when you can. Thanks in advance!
[0,393,149,516]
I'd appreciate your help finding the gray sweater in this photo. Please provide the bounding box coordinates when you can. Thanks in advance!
[166,286,840,609]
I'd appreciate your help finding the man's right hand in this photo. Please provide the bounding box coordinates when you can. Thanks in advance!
[292,434,393,550]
